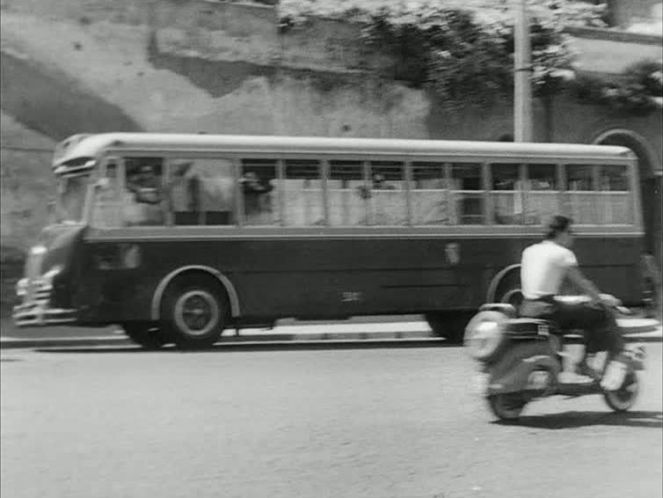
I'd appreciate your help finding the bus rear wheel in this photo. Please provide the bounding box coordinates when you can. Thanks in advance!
[161,276,227,350]
[122,323,169,350]
[425,312,472,344]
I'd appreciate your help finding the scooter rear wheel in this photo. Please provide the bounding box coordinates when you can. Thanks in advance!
[487,393,527,421]
[603,371,639,412]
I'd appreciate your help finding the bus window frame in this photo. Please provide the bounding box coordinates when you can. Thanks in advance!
[522,162,560,226]
[277,159,286,227]
[628,161,644,230]
[410,160,446,227]
[90,155,124,228]
[239,157,282,228]
[561,161,638,227]
[404,160,413,227]
[91,146,640,231]
[321,160,330,226]
[487,161,527,226]
[367,160,408,227]
[163,154,242,228]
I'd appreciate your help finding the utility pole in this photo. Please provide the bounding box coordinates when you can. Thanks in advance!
[514,0,533,142]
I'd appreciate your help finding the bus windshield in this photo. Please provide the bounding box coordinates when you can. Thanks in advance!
[56,173,90,223]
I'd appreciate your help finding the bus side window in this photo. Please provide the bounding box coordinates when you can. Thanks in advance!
[369,161,406,226]
[411,162,450,225]
[123,157,166,227]
[169,158,235,226]
[490,163,523,225]
[284,160,324,226]
[91,160,122,228]
[565,164,596,224]
[525,164,558,225]
[451,163,483,225]
[241,159,279,226]
[597,164,631,224]
[328,161,366,226]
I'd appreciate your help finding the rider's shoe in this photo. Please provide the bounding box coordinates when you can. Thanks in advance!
[559,370,595,385]
[600,359,628,391]
[575,356,600,381]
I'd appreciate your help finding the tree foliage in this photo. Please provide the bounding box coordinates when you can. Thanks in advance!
[572,60,663,115]
[278,1,607,111]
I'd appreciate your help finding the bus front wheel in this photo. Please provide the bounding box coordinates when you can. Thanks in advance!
[161,276,227,350]
[425,312,471,344]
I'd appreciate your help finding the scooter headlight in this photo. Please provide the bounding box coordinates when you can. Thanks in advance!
[464,310,508,362]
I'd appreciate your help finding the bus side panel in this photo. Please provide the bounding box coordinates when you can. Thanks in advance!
[74,234,644,325]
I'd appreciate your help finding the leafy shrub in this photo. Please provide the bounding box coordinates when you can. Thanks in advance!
[279,1,605,111]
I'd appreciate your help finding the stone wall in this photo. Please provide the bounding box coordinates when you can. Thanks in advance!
[0,113,56,315]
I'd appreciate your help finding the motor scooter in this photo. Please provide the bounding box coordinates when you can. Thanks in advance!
[464,296,646,421]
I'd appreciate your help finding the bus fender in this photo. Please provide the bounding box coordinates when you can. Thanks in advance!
[486,264,521,303]
[151,265,240,320]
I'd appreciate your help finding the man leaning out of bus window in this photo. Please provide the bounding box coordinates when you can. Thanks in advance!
[519,215,629,391]
[125,163,165,225]
[240,171,274,218]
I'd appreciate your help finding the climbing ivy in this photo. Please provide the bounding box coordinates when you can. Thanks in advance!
[571,60,663,115]
[278,1,605,111]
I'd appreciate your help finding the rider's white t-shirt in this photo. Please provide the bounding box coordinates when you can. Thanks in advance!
[521,240,578,299]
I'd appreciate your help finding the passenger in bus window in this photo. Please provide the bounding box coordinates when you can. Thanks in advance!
[241,171,274,223]
[169,159,236,225]
[124,163,165,226]
[372,173,396,190]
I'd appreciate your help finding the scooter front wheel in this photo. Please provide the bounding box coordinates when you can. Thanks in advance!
[603,371,639,412]
[487,393,528,421]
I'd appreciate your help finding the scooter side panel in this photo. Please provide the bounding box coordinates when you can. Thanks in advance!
[486,340,560,395]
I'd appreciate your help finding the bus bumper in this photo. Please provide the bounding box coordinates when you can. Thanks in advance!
[12,301,77,327]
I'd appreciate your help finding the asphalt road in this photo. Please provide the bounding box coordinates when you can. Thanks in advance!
[1,342,661,498]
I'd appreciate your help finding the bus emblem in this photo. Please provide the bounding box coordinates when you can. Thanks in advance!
[445,243,460,265]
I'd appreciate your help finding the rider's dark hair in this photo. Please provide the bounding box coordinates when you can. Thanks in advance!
[544,215,573,240]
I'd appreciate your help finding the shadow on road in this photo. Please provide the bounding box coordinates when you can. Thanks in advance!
[498,410,662,430]
[34,340,459,355]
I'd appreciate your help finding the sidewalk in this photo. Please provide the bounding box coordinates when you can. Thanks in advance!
[1,317,660,349]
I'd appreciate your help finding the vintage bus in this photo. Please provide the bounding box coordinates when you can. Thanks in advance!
[13,134,645,349]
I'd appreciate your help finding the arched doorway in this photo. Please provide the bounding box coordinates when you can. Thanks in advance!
[593,129,661,265]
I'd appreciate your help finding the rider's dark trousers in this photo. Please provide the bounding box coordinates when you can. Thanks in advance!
[519,297,625,357]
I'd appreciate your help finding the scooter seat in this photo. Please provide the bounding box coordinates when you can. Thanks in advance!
[505,318,557,339]
[479,303,517,317]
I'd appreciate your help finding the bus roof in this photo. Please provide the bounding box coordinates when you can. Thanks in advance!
[53,133,636,166]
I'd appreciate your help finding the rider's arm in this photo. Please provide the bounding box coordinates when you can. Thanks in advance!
[565,266,604,303]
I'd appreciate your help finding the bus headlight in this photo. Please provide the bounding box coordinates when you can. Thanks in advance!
[42,266,62,290]
[16,278,28,297]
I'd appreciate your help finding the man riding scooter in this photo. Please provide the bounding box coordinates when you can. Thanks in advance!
[519,215,628,391]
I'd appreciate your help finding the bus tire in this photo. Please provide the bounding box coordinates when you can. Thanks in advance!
[160,275,228,350]
[425,312,472,344]
[123,323,169,350]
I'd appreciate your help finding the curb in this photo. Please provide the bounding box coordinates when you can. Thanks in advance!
[1,326,660,350]
[0,330,437,350]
